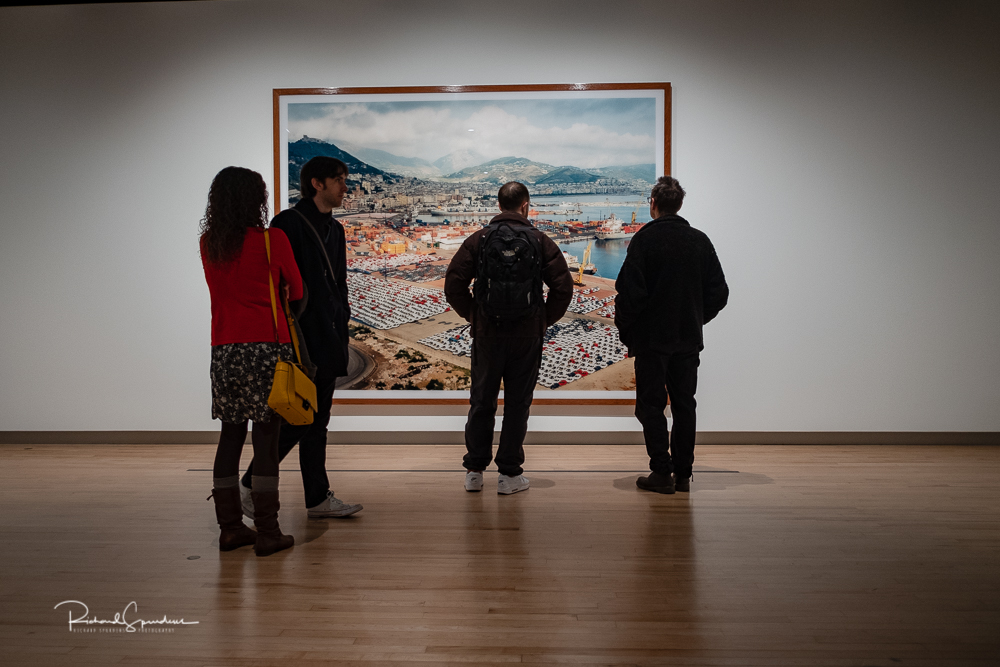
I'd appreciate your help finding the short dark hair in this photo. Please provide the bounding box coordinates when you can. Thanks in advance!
[650,176,686,215]
[497,181,530,211]
[300,156,348,199]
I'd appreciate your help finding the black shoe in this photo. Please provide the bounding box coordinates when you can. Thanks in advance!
[673,474,691,493]
[636,471,675,494]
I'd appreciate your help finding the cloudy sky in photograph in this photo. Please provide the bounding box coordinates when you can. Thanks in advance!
[287,97,657,168]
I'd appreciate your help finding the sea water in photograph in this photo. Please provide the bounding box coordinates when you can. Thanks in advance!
[532,194,652,280]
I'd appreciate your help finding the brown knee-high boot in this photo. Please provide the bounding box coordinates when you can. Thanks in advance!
[252,489,294,557]
[209,487,257,551]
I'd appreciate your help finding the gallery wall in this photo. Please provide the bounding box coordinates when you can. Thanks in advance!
[0,0,998,433]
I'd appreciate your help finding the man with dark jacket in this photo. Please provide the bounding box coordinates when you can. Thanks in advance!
[241,156,362,518]
[615,176,729,494]
[445,182,573,495]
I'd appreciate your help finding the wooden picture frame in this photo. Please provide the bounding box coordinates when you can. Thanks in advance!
[273,83,671,405]
[273,83,670,208]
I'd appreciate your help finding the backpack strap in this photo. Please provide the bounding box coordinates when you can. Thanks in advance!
[476,222,500,274]
[288,208,339,292]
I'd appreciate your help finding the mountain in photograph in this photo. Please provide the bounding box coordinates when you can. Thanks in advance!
[295,140,492,181]
[443,157,655,186]
[534,166,600,185]
[443,156,557,184]
[287,137,655,192]
[588,164,657,183]
[336,142,442,179]
[288,136,388,195]
[432,149,488,174]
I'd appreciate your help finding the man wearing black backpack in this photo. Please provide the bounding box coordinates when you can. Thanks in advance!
[445,182,573,495]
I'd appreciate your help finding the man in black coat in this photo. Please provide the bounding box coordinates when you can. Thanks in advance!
[615,176,729,494]
[241,156,362,518]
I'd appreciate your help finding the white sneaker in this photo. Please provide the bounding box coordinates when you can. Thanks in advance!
[465,470,484,492]
[240,483,254,519]
[307,491,363,518]
[497,474,530,495]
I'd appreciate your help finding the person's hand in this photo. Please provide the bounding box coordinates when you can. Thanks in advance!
[282,283,290,301]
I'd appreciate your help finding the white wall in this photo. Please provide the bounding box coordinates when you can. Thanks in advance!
[1,0,998,432]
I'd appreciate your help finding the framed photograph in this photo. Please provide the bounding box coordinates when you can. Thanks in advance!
[273,83,671,401]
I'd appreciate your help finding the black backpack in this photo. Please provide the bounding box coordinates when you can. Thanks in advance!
[473,222,544,325]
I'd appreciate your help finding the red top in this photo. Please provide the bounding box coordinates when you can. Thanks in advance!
[202,228,303,345]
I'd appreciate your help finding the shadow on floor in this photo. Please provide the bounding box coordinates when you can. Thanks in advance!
[612,471,774,491]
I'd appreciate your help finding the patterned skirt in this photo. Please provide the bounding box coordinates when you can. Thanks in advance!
[210,342,295,423]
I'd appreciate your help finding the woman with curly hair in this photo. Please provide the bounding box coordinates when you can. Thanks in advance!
[200,166,301,557]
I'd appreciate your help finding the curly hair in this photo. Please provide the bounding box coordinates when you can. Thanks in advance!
[199,167,269,264]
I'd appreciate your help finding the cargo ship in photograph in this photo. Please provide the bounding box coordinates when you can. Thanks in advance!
[595,212,644,240]
[562,251,596,275]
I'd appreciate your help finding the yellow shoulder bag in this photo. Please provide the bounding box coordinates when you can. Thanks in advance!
[264,229,317,425]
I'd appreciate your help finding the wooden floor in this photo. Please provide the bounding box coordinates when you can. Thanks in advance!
[1,444,998,666]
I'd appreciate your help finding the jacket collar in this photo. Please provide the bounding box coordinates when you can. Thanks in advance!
[293,196,333,225]
[489,211,533,227]
[641,213,689,230]
[648,214,688,226]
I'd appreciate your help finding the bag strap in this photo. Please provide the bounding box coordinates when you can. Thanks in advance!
[263,229,304,365]
[289,208,339,291]
[475,224,500,275]
[264,229,280,340]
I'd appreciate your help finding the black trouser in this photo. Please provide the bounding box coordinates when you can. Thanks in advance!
[213,419,279,479]
[242,373,337,508]
[464,336,543,477]
[633,350,700,478]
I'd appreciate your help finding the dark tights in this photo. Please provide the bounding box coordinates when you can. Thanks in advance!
[212,419,280,479]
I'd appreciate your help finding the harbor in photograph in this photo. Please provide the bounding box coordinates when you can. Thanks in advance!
[311,157,647,392]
